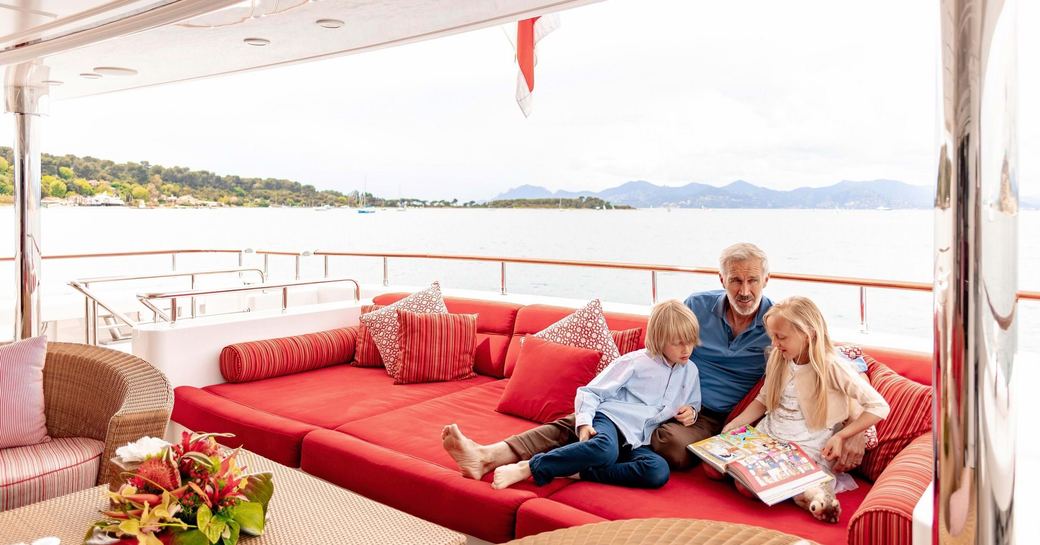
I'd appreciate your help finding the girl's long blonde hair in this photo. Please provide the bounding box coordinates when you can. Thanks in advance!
[762,296,837,430]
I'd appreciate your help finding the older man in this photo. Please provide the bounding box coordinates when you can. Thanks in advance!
[442,242,868,477]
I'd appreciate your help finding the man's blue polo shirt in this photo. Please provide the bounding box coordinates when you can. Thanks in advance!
[684,290,773,414]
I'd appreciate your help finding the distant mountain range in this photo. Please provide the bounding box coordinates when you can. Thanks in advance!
[493,180,1040,210]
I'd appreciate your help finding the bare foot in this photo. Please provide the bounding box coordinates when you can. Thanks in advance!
[801,486,841,524]
[441,424,496,480]
[492,461,532,489]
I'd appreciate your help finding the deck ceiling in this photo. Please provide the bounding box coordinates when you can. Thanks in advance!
[0,0,599,100]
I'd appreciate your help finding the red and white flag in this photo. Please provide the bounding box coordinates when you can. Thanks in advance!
[515,14,559,117]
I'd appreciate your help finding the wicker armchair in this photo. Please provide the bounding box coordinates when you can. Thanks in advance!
[41,342,173,486]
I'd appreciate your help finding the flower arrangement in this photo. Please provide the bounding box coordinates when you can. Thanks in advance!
[86,432,273,545]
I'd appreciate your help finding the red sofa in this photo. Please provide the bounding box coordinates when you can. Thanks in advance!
[172,294,934,544]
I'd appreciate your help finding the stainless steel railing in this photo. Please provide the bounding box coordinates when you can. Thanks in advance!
[137,277,361,323]
[68,267,266,344]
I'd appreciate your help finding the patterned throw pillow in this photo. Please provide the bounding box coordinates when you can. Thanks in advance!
[359,283,449,379]
[610,328,644,359]
[533,299,621,373]
[394,310,477,385]
[353,304,385,367]
[0,335,50,449]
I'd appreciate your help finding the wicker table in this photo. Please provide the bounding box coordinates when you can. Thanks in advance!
[0,450,465,545]
[504,518,818,545]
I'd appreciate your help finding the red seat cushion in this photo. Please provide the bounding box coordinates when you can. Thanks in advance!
[219,327,358,383]
[858,358,932,481]
[545,465,872,545]
[497,337,600,423]
[515,498,608,539]
[203,365,495,429]
[395,310,477,384]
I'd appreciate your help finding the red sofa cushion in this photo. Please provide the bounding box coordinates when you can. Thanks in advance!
[219,327,358,383]
[849,432,933,545]
[301,429,536,543]
[172,386,318,467]
[858,357,933,481]
[515,498,608,539]
[334,380,572,496]
[497,337,600,423]
[395,310,477,384]
[506,304,648,377]
[203,364,494,429]
[374,294,522,378]
[859,345,931,385]
[545,465,871,545]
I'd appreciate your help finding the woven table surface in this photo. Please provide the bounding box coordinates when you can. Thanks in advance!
[0,450,465,545]
[505,518,819,545]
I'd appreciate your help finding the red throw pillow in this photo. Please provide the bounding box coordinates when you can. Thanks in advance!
[359,282,449,378]
[353,304,385,367]
[394,309,478,385]
[497,336,601,423]
[0,335,50,449]
[858,356,933,481]
[610,328,644,358]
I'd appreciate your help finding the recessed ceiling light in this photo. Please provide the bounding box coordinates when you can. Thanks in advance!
[316,18,343,29]
[93,66,138,76]
[42,80,64,86]
[80,73,102,79]
[244,37,270,46]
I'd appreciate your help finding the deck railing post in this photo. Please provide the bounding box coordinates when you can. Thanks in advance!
[263,254,269,277]
[500,262,507,295]
[170,298,177,324]
[651,271,658,304]
[171,252,177,271]
[859,286,867,332]
[190,274,197,318]
[383,257,389,286]
[295,255,301,280]
[324,255,330,278]
[281,287,289,310]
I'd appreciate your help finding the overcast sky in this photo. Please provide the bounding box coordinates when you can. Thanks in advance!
[2,0,1036,201]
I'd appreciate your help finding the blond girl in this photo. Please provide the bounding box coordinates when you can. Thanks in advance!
[723,296,889,523]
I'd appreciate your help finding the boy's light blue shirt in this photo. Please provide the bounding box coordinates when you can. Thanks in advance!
[575,349,701,448]
[684,290,773,414]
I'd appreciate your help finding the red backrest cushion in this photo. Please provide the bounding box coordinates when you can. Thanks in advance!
[374,293,521,378]
[848,432,933,545]
[505,304,648,377]
[857,345,931,385]
[394,310,478,385]
[220,327,358,383]
[610,328,645,356]
[858,356,933,481]
[497,337,601,423]
[353,304,384,367]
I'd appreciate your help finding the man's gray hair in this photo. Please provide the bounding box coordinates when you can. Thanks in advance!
[719,242,769,277]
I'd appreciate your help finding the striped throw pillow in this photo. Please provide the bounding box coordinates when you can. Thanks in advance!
[394,309,477,385]
[359,283,449,378]
[220,327,359,383]
[0,336,50,449]
[858,356,933,481]
[609,328,644,359]
[353,304,385,367]
[849,432,933,545]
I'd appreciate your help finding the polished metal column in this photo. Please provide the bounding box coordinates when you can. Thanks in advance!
[934,0,1017,543]
[5,67,48,340]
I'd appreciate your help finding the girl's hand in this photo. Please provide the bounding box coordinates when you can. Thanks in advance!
[676,405,698,426]
[577,425,597,442]
[722,421,741,434]
[822,434,845,461]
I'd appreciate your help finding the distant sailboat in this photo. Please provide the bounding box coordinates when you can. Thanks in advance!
[358,180,376,214]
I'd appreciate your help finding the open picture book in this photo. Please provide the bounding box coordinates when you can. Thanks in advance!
[686,425,833,506]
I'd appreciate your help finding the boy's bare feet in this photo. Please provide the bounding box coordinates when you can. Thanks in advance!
[441,424,510,480]
[797,486,841,523]
[492,461,532,489]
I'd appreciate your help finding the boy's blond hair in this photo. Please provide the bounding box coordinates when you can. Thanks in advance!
[644,300,700,357]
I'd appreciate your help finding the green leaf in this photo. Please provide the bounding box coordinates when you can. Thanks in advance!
[240,472,274,516]
[196,504,212,533]
[203,519,226,544]
[171,529,211,545]
[231,502,265,536]
[221,520,241,545]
